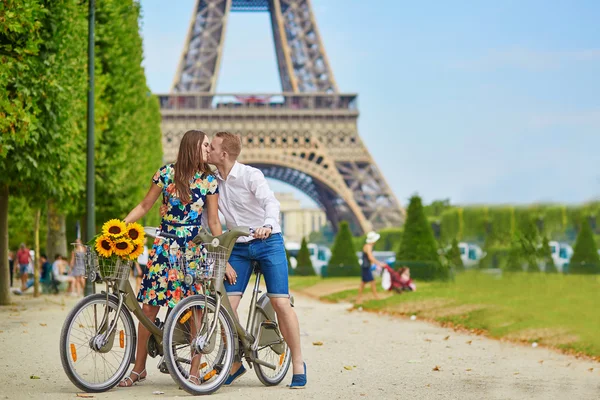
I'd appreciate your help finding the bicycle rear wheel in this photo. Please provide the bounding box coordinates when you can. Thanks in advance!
[60,294,136,392]
[163,295,235,395]
[252,295,292,386]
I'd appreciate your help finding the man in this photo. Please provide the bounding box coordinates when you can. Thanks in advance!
[16,243,31,292]
[8,250,14,287]
[207,131,307,389]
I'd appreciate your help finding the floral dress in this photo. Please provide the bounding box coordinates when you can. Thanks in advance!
[137,163,219,308]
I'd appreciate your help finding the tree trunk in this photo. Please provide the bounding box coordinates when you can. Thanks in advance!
[46,200,68,260]
[0,185,11,305]
[33,208,41,297]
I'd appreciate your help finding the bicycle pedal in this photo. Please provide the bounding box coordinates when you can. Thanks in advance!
[261,320,277,330]
[157,357,169,374]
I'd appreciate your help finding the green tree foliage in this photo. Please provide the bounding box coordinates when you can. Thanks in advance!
[285,247,293,276]
[327,221,360,277]
[569,219,600,274]
[0,0,87,303]
[0,0,163,304]
[540,236,558,273]
[354,227,403,252]
[93,0,163,223]
[397,195,449,281]
[307,224,335,247]
[446,238,464,271]
[294,237,315,276]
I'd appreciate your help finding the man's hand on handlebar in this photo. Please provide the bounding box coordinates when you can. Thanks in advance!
[224,262,237,285]
[253,226,272,239]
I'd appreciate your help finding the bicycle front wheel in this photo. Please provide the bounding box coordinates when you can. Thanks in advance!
[163,295,235,396]
[60,294,136,392]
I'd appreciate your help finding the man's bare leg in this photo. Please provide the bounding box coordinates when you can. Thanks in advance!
[270,297,304,375]
[227,295,243,375]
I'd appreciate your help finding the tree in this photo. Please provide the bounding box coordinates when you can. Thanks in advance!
[569,219,600,274]
[285,247,293,276]
[0,0,89,302]
[327,221,360,277]
[446,238,464,271]
[397,195,448,281]
[540,236,558,273]
[294,238,315,276]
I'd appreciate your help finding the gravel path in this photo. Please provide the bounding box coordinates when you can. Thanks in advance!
[0,290,598,399]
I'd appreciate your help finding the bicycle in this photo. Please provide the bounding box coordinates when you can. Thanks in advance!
[59,228,192,392]
[162,226,293,395]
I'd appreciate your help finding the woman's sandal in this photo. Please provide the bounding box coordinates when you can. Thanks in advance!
[188,374,202,385]
[118,369,147,387]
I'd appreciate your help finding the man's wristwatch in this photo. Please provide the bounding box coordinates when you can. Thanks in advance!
[263,224,273,231]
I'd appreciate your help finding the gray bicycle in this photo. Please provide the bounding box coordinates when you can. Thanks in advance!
[59,229,191,392]
[162,226,292,395]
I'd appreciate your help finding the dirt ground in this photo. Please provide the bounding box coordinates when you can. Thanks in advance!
[0,287,599,400]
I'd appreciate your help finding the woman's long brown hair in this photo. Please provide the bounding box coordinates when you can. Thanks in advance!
[174,130,211,203]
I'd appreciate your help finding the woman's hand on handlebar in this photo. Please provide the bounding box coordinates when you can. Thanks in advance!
[224,262,237,285]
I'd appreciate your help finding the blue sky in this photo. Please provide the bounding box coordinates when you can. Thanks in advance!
[139,0,599,207]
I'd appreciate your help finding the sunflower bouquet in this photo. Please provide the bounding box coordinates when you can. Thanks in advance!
[95,219,146,261]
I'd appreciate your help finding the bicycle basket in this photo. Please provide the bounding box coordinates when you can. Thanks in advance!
[177,245,227,283]
[202,246,228,282]
[96,257,132,281]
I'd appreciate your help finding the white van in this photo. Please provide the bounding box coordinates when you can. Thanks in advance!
[286,242,331,275]
[548,241,573,272]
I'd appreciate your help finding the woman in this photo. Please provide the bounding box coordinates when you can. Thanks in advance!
[69,239,86,296]
[119,130,222,387]
[357,231,385,304]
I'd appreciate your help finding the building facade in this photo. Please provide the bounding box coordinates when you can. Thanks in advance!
[276,193,328,244]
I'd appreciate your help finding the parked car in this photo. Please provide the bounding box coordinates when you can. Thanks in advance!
[286,242,331,275]
[548,241,573,273]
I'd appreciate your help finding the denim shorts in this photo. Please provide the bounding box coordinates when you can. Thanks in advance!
[19,264,29,275]
[224,233,289,298]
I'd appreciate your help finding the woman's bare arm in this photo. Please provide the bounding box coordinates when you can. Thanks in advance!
[206,194,222,236]
[123,184,162,224]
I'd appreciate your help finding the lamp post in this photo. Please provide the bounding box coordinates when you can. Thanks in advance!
[84,0,96,296]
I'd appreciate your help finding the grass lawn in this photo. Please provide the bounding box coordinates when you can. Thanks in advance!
[292,272,600,358]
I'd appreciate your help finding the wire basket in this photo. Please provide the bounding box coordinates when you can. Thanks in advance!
[173,245,228,285]
[96,257,132,281]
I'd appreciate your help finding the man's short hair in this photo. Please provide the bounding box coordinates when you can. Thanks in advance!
[215,131,242,160]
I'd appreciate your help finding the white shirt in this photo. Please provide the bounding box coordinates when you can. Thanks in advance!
[137,246,149,266]
[213,162,281,243]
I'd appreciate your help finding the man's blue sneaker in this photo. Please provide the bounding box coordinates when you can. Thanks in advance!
[224,364,246,386]
[288,363,307,389]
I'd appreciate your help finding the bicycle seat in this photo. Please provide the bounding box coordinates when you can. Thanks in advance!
[251,260,261,274]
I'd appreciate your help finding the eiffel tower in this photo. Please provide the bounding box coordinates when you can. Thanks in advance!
[157,0,404,234]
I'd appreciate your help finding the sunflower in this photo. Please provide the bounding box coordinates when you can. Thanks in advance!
[128,243,144,260]
[126,222,145,244]
[95,235,114,258]
[102,219,127,238]
[113,238,134,257]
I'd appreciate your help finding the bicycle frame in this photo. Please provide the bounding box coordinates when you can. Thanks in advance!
[191,227,287,371]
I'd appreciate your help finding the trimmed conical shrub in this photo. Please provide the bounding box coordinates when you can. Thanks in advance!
[327,221,360,277]
[570,219,600,274]
[295,237,315,276]
[447,238,464,271]
[397,195,448,281]
[540,236,558,273]
[285,247,294,276]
